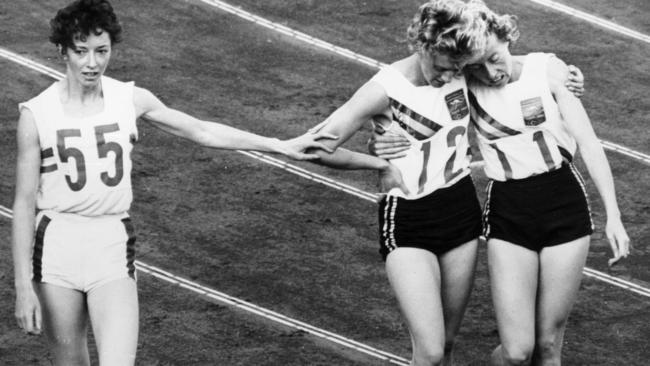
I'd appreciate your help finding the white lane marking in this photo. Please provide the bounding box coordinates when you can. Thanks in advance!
[583,267,650,298]
[0,206,409,365]
[189,1,650,166]
[196,0,384,69]
[601,140,650,165]
[137,261,409,365]
[525,0,650,44]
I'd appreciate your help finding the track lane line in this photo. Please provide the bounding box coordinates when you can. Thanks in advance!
[525,0,650,44]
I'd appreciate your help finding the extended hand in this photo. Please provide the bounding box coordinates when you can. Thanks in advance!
[566,64,585,98]
[368,130,410,160]
[281,131,338,160]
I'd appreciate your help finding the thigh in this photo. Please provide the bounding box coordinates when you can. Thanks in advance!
[35,283,90,365]
[87,278,139,366]
[536,236,590,335]
[439,239,479,340]
[386,247,445,347]
[488,239,539,348]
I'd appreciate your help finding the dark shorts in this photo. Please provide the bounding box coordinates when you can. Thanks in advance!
[482,163,593,251]
[378,175,482,261]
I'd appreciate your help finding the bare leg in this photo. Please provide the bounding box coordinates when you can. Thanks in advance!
[386,247,445,366]
[488,239,538,366]
[35,283,90,366]
[87,278,139,366]
[438,239,479,366]
[533,236,589,366]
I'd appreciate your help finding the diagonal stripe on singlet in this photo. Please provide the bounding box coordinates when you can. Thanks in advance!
[468,91,521,140]
[390,99,443,141]
[470,115,504,141]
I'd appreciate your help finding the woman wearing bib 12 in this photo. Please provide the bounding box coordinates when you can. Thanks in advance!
[303,1,488,364]
[11,0,334,364]
[463,2,630,365]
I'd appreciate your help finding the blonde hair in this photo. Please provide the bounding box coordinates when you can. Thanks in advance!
[406,0,489,62]
[464,0,520,44]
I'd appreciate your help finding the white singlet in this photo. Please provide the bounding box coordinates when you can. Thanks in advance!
[19,76,138,216]
[370,65,472,199]
[469,53,577,181]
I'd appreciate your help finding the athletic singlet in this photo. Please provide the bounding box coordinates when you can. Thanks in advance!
[19,76,138,216]
[468,53,577,181]
[370,65,472,199]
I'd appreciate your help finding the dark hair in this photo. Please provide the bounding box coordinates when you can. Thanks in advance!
[49,0,122,53]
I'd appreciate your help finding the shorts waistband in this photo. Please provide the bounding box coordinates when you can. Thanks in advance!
[36,210,129,223]
[392,175,476,204]
[492,163,574,188]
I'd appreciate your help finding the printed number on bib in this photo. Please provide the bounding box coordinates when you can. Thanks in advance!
[417,126,466,194]
[490,131,555,179]
[56,123,125,191]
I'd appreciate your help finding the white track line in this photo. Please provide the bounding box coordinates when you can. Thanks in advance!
[137,261,409,365]
[196,0,384,69]
[525,0,650,44]
[0,205,409,365]
[192,0,650,167]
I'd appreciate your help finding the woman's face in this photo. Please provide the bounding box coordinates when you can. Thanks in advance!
[64,30,112,87]
[418,50,463,88]
[465,33,512,87]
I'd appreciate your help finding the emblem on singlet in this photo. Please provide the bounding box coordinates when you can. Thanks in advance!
[444,89,469,120]
[520,97,546,126]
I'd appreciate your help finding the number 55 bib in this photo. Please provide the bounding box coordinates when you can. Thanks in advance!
[20,76,138,216]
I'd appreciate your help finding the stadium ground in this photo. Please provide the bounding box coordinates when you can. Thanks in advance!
[1,0,649,364]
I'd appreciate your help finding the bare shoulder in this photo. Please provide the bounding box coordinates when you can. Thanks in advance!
[16,107,40,150]
[133,86,163,117]
[546,55,570,93]
[390,55,419,84]
[17,107,37,134]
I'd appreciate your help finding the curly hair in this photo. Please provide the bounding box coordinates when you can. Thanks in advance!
[406,0,488,62]
[49,0,122,53]
[464,0,520,44]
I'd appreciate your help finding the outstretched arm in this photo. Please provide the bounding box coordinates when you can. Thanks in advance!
[302,80,409,194]
[548,57,630,265]
[304,80,392,169]
[133,87,335,160]
[12,108,42,335]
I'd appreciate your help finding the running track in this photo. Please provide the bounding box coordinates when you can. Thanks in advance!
[1,0,649,363]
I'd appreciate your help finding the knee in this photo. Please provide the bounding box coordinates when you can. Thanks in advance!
[49,336,88,366]
[413,342,445,366]
[535,335,563,362]
[501,342,534,365]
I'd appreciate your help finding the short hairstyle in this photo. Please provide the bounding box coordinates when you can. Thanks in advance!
[464,0,520,44]
[406,0,487,62]
[49,0,122,53]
